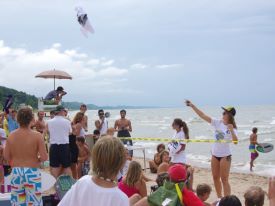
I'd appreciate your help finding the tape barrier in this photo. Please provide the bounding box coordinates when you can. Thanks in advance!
[118,137,238,144]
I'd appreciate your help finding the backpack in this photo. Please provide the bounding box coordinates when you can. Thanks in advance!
[148,181,184,206]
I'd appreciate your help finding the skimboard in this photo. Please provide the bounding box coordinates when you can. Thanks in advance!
[5,171,56,193]
[256,143,274,153]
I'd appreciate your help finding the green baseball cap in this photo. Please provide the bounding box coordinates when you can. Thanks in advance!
[55,105,66,112]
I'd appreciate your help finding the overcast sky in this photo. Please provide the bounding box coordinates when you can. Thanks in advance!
[0,0,275,107]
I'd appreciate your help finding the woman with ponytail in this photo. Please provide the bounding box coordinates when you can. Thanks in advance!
[168,118,189,165]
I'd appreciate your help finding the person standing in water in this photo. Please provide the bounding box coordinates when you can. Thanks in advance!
[186,100,238,199]
[114,110,133,156]
[95,110,108,136]
[249,127,259,172]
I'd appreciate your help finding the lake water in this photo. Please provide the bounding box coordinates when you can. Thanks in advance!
[69,105,275,176]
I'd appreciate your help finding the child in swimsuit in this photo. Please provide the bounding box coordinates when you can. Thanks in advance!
[76,137,90,178]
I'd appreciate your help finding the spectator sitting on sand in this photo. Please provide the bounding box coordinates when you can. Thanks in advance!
[218,195,242,206]
[4,107,48,206]
[244,186,265,206]
[149,143,165,173]
[133,164,204,206]
[196,184,212,206]
[157,150,170,174]
[58,137,130,206]
[44,86,67,104]
[119,161,147,198]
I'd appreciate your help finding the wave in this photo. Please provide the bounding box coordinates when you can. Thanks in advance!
[187,117,204,124]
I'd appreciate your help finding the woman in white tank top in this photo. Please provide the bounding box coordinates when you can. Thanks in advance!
[186,100,238,199]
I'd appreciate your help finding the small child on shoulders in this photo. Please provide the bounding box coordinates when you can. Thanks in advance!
[196,183,212,206]
[76,137,90,178]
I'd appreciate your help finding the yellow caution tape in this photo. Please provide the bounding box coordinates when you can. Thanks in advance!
[118,137,238,143]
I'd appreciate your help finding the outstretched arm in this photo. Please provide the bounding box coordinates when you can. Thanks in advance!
[186,100,211,124]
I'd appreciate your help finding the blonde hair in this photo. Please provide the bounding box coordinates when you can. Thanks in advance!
[73,112,84,124]
[92,137,126,180]
[125,161,142,187]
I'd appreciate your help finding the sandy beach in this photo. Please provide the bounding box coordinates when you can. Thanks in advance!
[136,158,270,206]
[43,157,270,205]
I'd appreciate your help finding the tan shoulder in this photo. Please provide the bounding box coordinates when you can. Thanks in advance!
[31,130,43,139]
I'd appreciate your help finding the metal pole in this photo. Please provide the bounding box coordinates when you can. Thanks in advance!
[54,76,55,90]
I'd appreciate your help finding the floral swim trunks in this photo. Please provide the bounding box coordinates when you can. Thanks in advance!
[10,167,42,206]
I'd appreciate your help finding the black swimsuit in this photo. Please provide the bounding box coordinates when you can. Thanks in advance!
[69,134,79,164]
[213,155,232,162]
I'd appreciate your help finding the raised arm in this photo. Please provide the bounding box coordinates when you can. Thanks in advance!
[95,120,102,130]
[186,100,211,124]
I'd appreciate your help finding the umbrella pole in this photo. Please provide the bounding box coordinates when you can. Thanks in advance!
[54,77,55,90]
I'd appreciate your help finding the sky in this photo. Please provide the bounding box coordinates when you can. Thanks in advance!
[0,0,275,107]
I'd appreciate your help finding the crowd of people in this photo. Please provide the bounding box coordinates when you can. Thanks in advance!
[0,97,274,206]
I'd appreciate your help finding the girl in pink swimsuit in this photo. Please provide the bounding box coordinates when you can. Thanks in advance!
[118,161,147,198]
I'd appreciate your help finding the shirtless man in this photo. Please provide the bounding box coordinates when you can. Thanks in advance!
[4,107,48,205]
[114,110,133,156]
[34,111,46,135]
[249,127,259,172]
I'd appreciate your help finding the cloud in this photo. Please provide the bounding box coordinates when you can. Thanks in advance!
[101,60,114,66]
[0,40,129,100]
[97,67,128,77]
[130,63,183,70]
[130,64,148,70]
[155,64,183,69]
